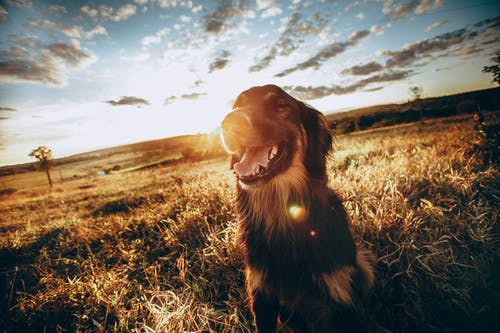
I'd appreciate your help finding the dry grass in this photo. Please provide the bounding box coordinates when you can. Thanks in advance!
[0,116,498,332]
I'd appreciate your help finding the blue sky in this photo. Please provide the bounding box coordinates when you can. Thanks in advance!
[0,0,499,165]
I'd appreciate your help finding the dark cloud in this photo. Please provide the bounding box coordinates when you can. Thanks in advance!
[47,42,93,66]
[106,96,150,107]
[201,0,244,34]
[341,61,383,76]
[473,15,500,29]
[275,30,370,77]
[0,38,95,85]
[380,24,489,69]
[0,52,60,85]
[209,50,230,72]
[0,107,17,111]
[285,70,413,100]
[250,12,328,72]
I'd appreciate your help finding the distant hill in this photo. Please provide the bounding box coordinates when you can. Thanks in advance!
[326,87,500,134]
[1,87,498,176]
[0,133,225,177]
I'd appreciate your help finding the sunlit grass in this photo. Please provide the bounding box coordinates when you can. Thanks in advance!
[0,116,498,332]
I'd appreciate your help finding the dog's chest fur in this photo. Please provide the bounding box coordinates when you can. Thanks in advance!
[236,175,358,291]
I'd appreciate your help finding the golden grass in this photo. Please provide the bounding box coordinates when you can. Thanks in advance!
[0,116,498,332]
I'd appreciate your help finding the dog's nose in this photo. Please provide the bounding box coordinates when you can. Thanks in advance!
[221,110,253,134]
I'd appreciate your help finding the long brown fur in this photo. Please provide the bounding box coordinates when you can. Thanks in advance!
[221,84,381,333]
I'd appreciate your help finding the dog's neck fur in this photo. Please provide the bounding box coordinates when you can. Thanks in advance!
[236,145,329,232]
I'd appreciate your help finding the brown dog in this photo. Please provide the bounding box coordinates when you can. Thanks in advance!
[221,85,379,332]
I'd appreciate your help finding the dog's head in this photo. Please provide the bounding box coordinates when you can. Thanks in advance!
[221,84,332,186]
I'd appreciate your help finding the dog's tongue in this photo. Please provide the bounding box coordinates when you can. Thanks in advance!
[234,146,271,177]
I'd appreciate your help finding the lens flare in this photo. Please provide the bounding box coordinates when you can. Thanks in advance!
[288,204,306,222]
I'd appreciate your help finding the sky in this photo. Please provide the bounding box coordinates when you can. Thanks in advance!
[0,0,499,166]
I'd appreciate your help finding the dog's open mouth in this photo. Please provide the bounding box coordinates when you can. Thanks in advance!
[233,142,288,184]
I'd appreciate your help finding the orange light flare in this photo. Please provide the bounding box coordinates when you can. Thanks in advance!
[287,204,307,223]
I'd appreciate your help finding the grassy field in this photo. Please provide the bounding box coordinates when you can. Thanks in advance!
[0,115,498,332]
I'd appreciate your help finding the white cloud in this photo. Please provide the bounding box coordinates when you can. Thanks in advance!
[256,0,277,11]
[356,12,365,20]
[111,3,137,22]
[141,27,170,47]
[261,6,282,18]
[371,24,384,36]
[425,20,447,33]
[179,15,191,23]
[81,5,98,18]
[25,19,108,39]
[192,5,203,14]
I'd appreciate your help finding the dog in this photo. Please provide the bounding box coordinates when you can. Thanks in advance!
[221,85,382,333]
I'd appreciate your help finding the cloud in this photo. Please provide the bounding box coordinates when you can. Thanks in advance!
[106,96,150,107]
[3,0,32,9]
[209,50,231,72]
[80,3,138,21]
[111,3,137,22]
[49,4,67,15]
[0,39,96,86]
[386,0,444,21]
[284,70,413,99]
[141,27,170,47]
[0,6,7,22]
[249,12,327,72]
[425,20,447,33]
[155,0,193,8]
[356,12,365,20]
[81,5,98,18]
[164,92,207,104]
[47,41,96,66]
[275,29,370,77]
[381,27,478,69]
[341,61,383,76]
[24,18,107,39]
[0,107,17,111]
[371,24,384,35]
[201,0,244,34]
[164,96,177,105]
[181,92,207,99]
[261,6,282,18]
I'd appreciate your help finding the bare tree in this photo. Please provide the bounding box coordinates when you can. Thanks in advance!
[482,52,500,86]
[409,86,423,122]
[29,146,53,187]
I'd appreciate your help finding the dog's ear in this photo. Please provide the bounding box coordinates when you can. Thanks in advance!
[298,102,333,178]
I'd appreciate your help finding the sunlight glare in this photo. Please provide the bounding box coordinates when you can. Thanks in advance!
[288,204,306,223]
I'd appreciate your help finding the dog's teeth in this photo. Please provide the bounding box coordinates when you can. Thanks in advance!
[268,145,278,160]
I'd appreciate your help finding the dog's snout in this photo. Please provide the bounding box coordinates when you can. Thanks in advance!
[221,111,253,134]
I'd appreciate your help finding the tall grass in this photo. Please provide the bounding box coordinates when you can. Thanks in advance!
[0,116,498,332]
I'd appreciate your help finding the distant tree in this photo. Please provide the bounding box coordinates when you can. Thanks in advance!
[409,86,423,122]
[29,146,53,187]
[482,52,500,86]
